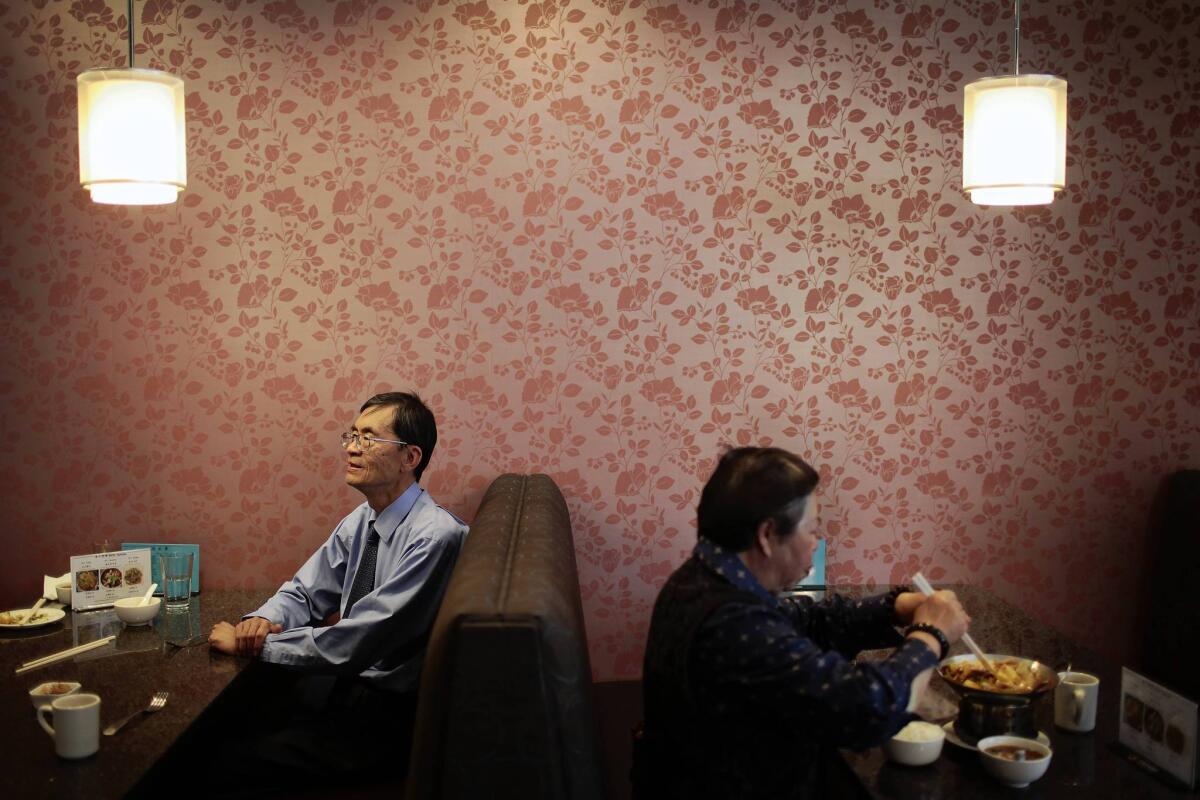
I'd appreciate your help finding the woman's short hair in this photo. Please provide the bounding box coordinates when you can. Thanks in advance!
[696,447,820,551]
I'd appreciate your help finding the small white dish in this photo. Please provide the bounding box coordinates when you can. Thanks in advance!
[977,735,1053,787]
[56,585,72,605]
[0,607,66,629]
[883,720,945,766]
[114,596,161,626]
[942,720,1050,751]
[29,681,81,709]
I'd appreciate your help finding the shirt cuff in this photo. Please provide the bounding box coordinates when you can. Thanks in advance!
[258,637,297,666]
[891,635,941,678]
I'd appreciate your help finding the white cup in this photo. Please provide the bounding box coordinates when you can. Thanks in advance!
[1055,671,1099,732]
[37,693,101,759]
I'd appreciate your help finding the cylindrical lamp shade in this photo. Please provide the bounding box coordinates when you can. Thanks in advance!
[962,74,1067,206]
[77,68,186,205]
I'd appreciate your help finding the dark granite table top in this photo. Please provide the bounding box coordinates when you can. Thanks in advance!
[802,585,1198,798]
[7,585,1196,798]
[0,589,267,800]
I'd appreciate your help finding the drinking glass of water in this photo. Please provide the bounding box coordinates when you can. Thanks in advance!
[160,553,193,608]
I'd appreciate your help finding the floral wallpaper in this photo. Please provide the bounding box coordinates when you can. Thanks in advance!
[0,0,1196,679]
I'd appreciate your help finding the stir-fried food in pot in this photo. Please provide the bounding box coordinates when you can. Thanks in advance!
[940,658,1051,694]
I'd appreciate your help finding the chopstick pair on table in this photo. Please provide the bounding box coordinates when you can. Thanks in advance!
[14,635,116,675]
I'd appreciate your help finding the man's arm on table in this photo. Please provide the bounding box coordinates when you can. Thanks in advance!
[251,535,457,672]
[210,526,351,657]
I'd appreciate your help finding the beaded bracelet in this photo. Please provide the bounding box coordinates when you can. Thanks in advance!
[904,622,950,660]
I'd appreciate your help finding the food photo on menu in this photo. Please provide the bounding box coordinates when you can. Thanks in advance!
[1167,724,1187,755]
[75,569,99,592]
[68,549,152,611]
[1125,694,1145,731]
[100,567,123,588]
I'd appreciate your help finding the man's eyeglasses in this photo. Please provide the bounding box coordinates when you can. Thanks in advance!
[340,432,408,450]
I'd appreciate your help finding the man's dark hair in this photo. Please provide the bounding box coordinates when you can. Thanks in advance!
[360,391,437,481]
[696,447,820,551]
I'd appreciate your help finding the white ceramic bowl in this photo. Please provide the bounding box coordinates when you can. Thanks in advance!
[883,720,945,766]
[56,585,71,605]
[29,681,81,709]
[114,596,161,625]
[977,735,1052,787]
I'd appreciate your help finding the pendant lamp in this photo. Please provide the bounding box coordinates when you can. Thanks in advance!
[962,0,1066,206]
[77,0,186,205]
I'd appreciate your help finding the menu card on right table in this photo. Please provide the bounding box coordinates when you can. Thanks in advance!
[1119,667,1197,789]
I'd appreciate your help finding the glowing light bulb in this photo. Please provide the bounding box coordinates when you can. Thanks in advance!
[963,75,1067,206]
[77,69,186,205]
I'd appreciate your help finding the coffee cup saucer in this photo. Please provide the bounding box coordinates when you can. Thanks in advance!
[942,720,1050,751]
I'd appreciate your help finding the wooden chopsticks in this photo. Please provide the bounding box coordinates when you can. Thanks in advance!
[14,635,116,675]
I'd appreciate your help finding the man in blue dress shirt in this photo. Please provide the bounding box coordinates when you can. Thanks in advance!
[207,391,468,790]
[640,447,969,799]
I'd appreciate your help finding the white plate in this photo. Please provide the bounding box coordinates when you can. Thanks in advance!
[942,720,1050,751]
[0,607,66,630]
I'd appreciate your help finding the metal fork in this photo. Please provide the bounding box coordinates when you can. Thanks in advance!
[103,690,169,736]
[165,635,208,659]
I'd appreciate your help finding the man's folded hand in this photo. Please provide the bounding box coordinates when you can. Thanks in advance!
[235,616,283,657]
[209,618,283,657]
[209,621,237,655]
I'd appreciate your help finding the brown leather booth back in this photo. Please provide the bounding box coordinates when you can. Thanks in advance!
[406,474,604,800]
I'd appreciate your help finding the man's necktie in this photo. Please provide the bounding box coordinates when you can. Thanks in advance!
[344,522,379,616]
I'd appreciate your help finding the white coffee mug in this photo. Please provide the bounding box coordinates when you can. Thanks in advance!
[37,693,101,759]
[1055,671,1099,732]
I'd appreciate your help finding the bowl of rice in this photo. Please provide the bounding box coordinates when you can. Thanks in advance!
[883,720,945,766]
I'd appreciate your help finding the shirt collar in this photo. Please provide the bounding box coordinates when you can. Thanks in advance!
[694,537,778,606]
[370,482,424,543]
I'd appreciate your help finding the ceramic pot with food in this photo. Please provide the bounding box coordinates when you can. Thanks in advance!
[938,654,1059,744]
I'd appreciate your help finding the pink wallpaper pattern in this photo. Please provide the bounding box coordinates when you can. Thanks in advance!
[1,0,1197,678]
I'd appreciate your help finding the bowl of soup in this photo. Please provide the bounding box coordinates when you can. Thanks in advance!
[977,735,1052,787]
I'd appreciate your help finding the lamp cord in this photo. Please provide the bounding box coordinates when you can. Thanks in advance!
[128,0,135,68]
[1013,0,1021,75]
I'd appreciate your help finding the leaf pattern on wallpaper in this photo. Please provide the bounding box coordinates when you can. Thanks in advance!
[0,0,1197,678]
